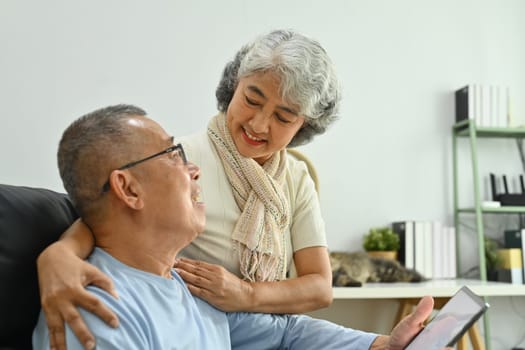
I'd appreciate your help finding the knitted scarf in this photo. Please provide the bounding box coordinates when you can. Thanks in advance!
[207,113,290,282]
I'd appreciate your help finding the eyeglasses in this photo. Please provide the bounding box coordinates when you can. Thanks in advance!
[101,143,187,193]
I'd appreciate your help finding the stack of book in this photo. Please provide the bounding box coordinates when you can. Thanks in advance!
[392,221,456,280]
[499,229,525,284]
[455,84,510,127]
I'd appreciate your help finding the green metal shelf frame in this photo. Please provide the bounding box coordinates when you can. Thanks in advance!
[452,119,525,350]
[454,119,525,138]
[458,206,525,214]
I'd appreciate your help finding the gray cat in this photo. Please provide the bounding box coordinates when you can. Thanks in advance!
[329,251,425,287]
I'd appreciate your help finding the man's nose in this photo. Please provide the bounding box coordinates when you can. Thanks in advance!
[186,162,200,180]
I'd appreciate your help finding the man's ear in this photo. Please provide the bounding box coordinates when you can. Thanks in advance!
[108,170,145,210]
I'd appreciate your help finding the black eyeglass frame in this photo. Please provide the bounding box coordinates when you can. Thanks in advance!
[101,143,187,193]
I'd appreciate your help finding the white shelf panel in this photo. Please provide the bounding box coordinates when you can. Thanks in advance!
[332,279,525,299]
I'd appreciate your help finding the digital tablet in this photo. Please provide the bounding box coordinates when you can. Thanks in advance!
[405,285,489,350]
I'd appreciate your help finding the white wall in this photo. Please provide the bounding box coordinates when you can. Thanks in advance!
[1,1,524,349]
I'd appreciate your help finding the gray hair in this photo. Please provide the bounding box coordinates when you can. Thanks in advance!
[216,29,341,147]
[58,104,146,221]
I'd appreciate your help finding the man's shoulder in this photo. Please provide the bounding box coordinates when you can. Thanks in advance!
[72,305,146,349]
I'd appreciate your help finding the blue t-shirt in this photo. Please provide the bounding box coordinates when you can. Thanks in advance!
[33,248,230,349]
[33,248,378,349]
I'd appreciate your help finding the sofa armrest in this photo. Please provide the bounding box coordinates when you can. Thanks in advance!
[0,184,78,349]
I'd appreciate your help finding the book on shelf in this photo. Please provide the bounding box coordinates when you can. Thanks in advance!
[392,221,414,269]
[504,229,525,283]
[481,85,490,127]
[455,85,473,123]
[446,226,457,279]
[392,220,456,280]
[432,221,443,279]
[414,221,427,278]
[422,221,434,279]
[496,248,523,284]
[454,84,509,127]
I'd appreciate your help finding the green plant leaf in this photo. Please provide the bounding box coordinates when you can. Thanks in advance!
[363,227,400,251]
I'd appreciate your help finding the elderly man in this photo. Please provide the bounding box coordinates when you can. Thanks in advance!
[33,104,435,349]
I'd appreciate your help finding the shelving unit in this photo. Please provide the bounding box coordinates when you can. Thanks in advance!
[452,119,525,279]
[452,119,525,349]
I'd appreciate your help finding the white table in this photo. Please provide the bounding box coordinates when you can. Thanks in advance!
[332,278,525,299]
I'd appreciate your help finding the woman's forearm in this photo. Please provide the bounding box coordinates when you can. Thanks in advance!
[242,246,333,313]
[246,272,332,313]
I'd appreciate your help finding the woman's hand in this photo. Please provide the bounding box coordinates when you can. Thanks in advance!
[37,241,119,350]
[175,258,252,311]
[176,247,332,314]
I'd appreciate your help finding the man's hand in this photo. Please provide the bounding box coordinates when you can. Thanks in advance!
[370,296,452,350]
[37,242,119,350]
[387,295,434,349]
[175,258,252,311]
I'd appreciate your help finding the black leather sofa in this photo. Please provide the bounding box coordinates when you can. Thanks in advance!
[0,184,78,349]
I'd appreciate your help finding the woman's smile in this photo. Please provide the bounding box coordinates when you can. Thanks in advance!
[241,127,266,146]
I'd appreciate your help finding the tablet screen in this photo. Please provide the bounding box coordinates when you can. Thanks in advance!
[405,286,489,350]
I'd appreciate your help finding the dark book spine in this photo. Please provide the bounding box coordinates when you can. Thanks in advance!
[504,230,522,248]
[392,222,406,266]
[455,85,470,123]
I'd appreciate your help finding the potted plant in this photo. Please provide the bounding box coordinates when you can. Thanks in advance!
[484,236,502,281]
[363,227,400,260]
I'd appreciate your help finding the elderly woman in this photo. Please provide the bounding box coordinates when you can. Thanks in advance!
[37,29,341,349]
